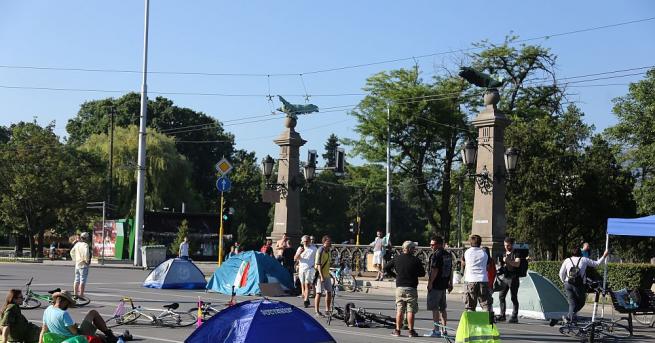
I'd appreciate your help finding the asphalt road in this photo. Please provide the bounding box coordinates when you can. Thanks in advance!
[1,263,652,342]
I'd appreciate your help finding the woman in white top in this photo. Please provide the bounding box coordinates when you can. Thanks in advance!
[558,247,608,322]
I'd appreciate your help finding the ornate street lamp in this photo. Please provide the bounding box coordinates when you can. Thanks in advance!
[303,162,316,182]
[463,140,520,193]
[262,155,275,179]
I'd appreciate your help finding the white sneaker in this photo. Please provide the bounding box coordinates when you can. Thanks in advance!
[423,330,441,337]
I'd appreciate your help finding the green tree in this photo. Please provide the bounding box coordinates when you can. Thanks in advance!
[66,93,235,210]
[0,122,102,256]
[79,125,202,217]
[605,69,655,215]
[349,67,467,239]
[322,134,339,167]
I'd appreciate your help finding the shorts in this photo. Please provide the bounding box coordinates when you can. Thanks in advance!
[395,287,419,314]
[298,268,315,284]
[78,319,97,336]
[373,250,383,265]
[74,266,89,284]
[315,277,333,294]
[427,289,447,311]
[6,322,40,343]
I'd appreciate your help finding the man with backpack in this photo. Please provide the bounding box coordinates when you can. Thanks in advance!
[426,236,453,337]
[558,247,609,322]
[496,237,522,323]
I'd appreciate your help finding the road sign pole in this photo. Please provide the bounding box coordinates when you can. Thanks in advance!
[218,192,224,266]
[101,201,106,265]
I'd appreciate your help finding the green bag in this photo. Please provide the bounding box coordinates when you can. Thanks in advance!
[455,311,501,343]
[62,336,89,343]
[42,333,69,343]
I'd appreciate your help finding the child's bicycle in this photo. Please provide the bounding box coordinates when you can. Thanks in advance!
[19,277,90,309]
[106,297,196,328]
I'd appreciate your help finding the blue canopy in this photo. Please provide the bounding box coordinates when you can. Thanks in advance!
[185,299,335,343]
[206,251,293,296]
[606,215,655,237]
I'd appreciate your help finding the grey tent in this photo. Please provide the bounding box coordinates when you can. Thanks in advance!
[492,270,568,320]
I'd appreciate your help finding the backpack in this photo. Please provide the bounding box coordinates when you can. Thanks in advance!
[567,257,583,287]
[517,258,528,277]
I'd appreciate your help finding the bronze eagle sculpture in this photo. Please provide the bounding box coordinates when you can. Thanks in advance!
[277,96,319,118]
[458,67,503,89]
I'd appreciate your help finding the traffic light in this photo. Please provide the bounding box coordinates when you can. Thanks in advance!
[335,148,345,174]
[222,200,231,221]
[307,150,317,167]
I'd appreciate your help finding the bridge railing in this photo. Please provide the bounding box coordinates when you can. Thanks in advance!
[330,243,464,275]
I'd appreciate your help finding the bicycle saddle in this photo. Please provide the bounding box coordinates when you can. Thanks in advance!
[48,288,61,294]
[25,277,33,286]
[163,303,179,310]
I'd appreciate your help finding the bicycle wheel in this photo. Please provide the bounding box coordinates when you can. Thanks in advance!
[160,311,197,327]
[188,307,218,321]
[19,297,41,310]
[106,312,141,328]
[634,314,654,326]
[598,320,631,339]
[558,323,583,338]
[74,295,91,307]
[369,313,395,327]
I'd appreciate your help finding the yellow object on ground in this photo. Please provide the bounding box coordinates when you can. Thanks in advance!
[455,311,501,343]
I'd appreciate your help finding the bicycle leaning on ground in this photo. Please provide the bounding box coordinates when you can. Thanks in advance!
[106,297,196,328]
[19,277,90,309]
[330,259,360,293]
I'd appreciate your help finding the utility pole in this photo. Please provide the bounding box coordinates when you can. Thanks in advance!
[385,102,391,238]
[456,177,464,248]
[133,0,150,266]
[108,107,115,206]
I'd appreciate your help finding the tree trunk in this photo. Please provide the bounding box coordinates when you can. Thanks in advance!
[14,233,23,257]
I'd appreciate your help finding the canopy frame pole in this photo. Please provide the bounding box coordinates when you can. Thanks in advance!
[601,232,609,318]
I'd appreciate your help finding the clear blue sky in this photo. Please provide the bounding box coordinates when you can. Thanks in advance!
[1,1,653,164]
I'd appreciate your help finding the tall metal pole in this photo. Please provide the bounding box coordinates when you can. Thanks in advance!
[385,102,391,238]
[108,108,115,206]
[218,192,225,266]
[101,201,106,265]
[456,177,463,248]
[133,0,150,266]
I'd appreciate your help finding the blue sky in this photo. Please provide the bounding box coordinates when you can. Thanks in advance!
[1,1,653,164]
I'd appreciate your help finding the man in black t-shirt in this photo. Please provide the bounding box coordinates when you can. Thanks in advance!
[426,236,453,337]
[497,237,521,323]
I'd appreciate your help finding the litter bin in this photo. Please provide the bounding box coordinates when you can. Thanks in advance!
[141,245,167,269]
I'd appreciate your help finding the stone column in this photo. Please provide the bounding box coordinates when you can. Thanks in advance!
[271,116,306,244]
[470,90,511,256]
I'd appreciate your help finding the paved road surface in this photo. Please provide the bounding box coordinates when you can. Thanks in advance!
[1,263,651,342]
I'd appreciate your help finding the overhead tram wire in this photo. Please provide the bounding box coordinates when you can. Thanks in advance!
[0,17,651,78]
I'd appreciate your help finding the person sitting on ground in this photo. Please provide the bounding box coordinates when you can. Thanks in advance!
[1,289,41,343]
[39,290,117,343]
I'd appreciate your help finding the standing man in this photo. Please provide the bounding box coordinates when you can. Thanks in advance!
[370,230,390,281]
[275,233,291,263]
[384,241,425,337]
[427,237,453,337]
[260,238,273,256]
[70,232,91,299]
[179,236,189,260]
[461,235,492,314]
[314,235,333,317]
[496,237,521,323]
[558,247,608,323]
[581,242,591,258]
[295,235,317,308]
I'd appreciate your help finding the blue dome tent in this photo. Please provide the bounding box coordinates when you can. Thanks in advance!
[185,299,335,343]
[143,258,207,289]
[206,251,293,296]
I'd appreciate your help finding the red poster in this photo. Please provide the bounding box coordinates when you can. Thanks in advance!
[93,221,117,257]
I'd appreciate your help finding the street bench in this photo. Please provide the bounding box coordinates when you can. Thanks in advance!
[609,288,655,335]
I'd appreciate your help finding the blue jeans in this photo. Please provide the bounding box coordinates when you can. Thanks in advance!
[564,282,586,321]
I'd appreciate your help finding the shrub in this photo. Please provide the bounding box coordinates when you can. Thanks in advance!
[529,261,655,290]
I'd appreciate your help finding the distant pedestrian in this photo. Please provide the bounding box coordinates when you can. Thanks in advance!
[314,235,333,317]
[179,236,189,260]
[275,233,291,263]
[282,240,295,277]
[49,242,56,260]
[384,241,425,337]
[70,232,91,299]
[370,230,391,281]
[581,242,591,258]
[260,238,273,256]
[461,235,492,313]
[426,237,453,337]
[295,235,317,308]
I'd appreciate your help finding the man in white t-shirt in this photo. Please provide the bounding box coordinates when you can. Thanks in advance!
[370,230,390,281]
[461,234,492,312]
[558,247,608,322]
[179,237,189,260]
[295,235,317,308]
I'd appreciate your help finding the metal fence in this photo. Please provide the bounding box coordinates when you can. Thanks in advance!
[330,243,464,275]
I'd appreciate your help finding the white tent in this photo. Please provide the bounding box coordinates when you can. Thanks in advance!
[491,271,568,320]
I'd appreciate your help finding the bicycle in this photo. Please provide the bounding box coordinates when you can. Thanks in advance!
[552,280,631,342]
[106,297,196,328]
[188,301,227,322]
[330,260,360,292]
[20,277,90,309]
[634,313,654,327]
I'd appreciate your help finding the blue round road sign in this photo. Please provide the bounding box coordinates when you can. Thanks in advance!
[216,176,232,192]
